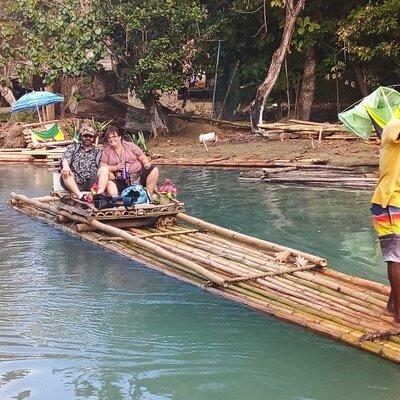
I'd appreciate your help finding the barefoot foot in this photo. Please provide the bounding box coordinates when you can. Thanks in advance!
[383,307,395,317]
[393,319,400,329]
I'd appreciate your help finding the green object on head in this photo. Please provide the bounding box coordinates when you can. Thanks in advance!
[338,87,400,139]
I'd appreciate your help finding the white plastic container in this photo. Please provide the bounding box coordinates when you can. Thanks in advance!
[199,132,217,142]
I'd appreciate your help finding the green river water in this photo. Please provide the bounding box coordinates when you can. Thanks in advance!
[0,164,399,400]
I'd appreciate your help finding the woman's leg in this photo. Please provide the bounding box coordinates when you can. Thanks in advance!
[97,165,109,194]
[145,167,159,194]
[107,180,119,196]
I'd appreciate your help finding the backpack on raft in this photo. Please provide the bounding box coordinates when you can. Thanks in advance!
[93,184,151,210]
[120,184,151,208]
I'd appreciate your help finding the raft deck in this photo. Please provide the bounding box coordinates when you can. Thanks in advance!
[9,192,400,365]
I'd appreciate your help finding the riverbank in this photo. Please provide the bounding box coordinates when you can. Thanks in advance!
[148,121,379,168]
[0,119,379,169]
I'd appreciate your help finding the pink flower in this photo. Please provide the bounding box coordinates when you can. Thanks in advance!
[91,183,99,195]
[159,179,178,198]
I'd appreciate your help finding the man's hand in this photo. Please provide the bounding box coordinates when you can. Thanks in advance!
[116,162,124,170]
[61,165,72,179]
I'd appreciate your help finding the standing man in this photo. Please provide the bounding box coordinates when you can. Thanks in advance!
[60,122,109,201]
[371,119,400,327]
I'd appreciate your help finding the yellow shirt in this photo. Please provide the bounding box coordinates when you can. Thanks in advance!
[372,119,400,207]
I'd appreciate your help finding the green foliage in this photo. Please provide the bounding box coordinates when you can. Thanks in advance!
[293,16,321,52]
[110,0,205,103]
[339,0,400,62]
[90,118,112,135]
[2,0,400,116]
[4,1,106,86]
[126,131,148,152]
[1,0,205,106]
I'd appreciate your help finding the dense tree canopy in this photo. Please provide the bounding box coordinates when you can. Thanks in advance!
[0,0,399,127]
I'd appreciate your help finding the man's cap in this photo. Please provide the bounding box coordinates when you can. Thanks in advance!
[80,123,96,137]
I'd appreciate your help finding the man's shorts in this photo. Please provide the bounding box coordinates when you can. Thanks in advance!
[371,203,400,262]
[60,176,97,192]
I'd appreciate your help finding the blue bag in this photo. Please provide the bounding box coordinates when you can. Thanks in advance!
[120,184,151,208]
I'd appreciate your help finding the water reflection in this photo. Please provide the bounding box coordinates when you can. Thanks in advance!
[0,164,399,400]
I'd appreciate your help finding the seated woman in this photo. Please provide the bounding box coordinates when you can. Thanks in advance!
[101,126,159,196]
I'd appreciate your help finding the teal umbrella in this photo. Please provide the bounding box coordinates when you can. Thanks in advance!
[11,91,64,122]
[12,91,64,113]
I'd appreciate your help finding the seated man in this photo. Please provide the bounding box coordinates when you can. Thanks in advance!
[60,123,109,200]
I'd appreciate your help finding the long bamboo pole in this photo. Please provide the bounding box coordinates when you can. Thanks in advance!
[176,213,327,266]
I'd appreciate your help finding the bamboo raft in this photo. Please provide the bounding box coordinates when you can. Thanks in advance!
[8,192,400,365]
[239,166,378,190]
[0,147,65,164]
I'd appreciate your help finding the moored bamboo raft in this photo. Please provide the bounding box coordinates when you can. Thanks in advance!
[8,192,400,364]
[239,166,378,190]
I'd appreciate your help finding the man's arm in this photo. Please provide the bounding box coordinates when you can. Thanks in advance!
[60,144,76,178]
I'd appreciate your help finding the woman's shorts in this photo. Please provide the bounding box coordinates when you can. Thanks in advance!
[115,165,157,193]
[371,203,400,262]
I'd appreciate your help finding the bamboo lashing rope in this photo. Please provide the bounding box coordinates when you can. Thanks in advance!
[359,329,400,343]
[217,264,320,287]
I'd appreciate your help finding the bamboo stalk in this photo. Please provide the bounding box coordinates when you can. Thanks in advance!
[176,213,327,266]
[130,228,199,239]
[321,267,390,296]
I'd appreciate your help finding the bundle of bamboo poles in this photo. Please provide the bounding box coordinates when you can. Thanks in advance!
[9,192,400,364]
[258,119,357,140]
[239,166,378,190]
[152,159,358,169]
[0,148,64,163]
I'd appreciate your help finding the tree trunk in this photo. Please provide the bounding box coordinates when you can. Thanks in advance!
[250,0,306,133]
[297,46,316,121]
[0,84,16,106]
[353,64,368,97]
[143,99,170,137]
